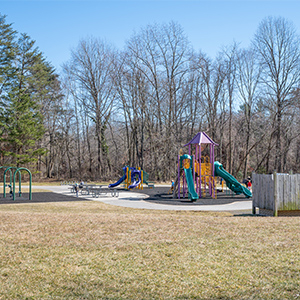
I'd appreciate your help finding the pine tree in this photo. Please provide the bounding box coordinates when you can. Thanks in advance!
[1,88,45,166]
[0,22,60,167]
[0,14,16,97]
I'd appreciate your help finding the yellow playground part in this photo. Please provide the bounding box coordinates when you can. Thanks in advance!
[186,155,216,199]
[199,157,216,198]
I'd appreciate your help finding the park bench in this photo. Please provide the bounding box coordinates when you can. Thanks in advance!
[80,184,97,195]
[89,186,119,198]
[147,182,155,188]
[68,185,76,193]
[69,184,94,195]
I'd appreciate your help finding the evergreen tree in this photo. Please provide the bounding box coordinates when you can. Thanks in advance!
[0,14,16,98]
[1,88,45,166]
[0,21,60,167]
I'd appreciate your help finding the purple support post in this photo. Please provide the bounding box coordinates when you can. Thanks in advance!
[199,144,202,198]
[212,144,215,198]
[212,145,215,177]
[183,170,185,198]
[193,155,195,190]
[178,155,180,199]
[196,145,199,194]
[209,144,213,196]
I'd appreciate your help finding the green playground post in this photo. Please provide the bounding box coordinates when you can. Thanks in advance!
[13,168,32,201]
[2,167,19,198]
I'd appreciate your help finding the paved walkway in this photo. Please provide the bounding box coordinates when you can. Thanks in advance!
[34,185,252,212]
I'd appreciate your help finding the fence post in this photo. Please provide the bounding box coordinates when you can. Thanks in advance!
[273,171,278,217]
[252,172,256,215]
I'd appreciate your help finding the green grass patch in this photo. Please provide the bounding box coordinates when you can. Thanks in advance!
[0,201,299,299]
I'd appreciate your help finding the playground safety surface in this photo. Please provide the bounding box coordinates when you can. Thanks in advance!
[0,187,251,206]
[0,192,88,204]
[130,187,252,206]
[0,186,253,214]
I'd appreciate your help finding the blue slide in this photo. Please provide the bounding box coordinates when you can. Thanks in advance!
[108,174,126,188]
[128,169,142,189]
[214,161,252,198]
[109,167,142,189]
[109,167,127,188]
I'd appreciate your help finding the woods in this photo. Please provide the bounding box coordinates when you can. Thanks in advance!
[1,15,300,181]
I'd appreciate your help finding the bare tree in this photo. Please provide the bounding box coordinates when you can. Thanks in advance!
[63,38,117,178]
[124,22,191,180]
[235,48,262,177]
[253,16,300,172]
[193,54,226,141]
[221,43,238,174]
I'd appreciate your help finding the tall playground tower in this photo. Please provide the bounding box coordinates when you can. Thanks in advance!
[177,132,218,199]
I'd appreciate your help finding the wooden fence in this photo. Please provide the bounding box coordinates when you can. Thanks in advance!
[252,173,300,216]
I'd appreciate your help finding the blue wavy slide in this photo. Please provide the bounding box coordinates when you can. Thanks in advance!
[128,169,142,189]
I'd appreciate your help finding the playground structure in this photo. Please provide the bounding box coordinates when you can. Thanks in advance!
[109,166,150,190]
[0,166,32,200]
[176,132,252,201]
[177,132,217,200]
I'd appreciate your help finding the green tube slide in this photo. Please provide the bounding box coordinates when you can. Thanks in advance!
[214,161,252,198]
[181,154,199,201]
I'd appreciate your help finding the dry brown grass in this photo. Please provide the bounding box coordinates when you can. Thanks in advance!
[0,201,299,299]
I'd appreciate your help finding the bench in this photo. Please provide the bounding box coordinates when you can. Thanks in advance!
[68,185,76,193]
[89,186,106,198]
[89,186,119,198]
[69,184,96,195]
[147,182,155,188]
[80,184,97,195]
[68,184,119,198]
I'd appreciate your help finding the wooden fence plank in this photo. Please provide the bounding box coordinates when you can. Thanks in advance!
[253,173,300,215]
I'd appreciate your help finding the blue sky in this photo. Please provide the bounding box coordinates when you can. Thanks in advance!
[1,0,300,73]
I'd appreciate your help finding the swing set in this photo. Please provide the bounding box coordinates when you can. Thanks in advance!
[0,166,32,200]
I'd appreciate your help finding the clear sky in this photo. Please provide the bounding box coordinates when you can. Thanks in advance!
[1,0,300,73]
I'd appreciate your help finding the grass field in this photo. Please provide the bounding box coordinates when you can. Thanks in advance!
[0,199,299,299]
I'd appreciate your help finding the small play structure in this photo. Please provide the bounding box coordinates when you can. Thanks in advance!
[109,166,151,190]
[175,132,252,201]
[1,166,32,200]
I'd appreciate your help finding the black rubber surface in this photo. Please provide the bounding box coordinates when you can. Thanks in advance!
[0,192,89,205]
[130,187,251,206]
[0,187,251,207]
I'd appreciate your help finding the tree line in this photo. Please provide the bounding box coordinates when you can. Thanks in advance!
[1,14,300,182]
